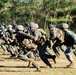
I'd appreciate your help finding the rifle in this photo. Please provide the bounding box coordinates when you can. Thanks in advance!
[24,19,33,35]
[12,20,18,30]
[19,32,34,40]
[2,22,9,31]
[1,24,8,42]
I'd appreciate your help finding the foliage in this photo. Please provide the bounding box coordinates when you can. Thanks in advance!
[0,0,76,30]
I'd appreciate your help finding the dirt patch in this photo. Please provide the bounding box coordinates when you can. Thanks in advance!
[0,48,76,75]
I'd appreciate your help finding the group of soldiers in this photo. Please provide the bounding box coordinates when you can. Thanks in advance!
[0,21,76,72]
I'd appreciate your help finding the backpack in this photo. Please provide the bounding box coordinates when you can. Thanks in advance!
[56,28,64,43]
[38,28,46,35]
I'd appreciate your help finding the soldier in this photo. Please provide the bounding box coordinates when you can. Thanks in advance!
[37,36,56,68]
[60,23,76,67]
[0,24,16,55]
[15,25,41,72]
[48,24,63,57]
[0,25,8,54]
[30,22,42,41]
[30,22,42,59]
[6,25,17,57]
[7,25,14,39]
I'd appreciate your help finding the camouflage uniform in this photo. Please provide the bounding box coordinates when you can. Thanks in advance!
[16,25,41,72]
[63,30,76,62]
[0,25,16,56]
[7,25,17,57]
[0,25,9,54]
[30,22,42,58]
[30,23,56,67]
[49,24,63,57]
[61,23,76,67]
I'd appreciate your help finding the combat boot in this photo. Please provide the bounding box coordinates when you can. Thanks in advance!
[52,55,56,64]
[35,67,41,72]
[67,62,75,68]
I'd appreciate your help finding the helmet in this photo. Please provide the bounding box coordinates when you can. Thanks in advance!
[8,25,12,30]
[30,22,39,29]
[48,24,54,28]
[17,25,24,31]
[61,23,69,29]
[8,25,12,28]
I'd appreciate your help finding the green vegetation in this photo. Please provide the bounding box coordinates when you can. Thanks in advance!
[0,0,76,31]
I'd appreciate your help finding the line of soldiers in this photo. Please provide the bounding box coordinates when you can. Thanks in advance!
[0,22,76,72]
[49,23,76,68]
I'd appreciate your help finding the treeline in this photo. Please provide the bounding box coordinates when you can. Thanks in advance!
[0,0,76,30]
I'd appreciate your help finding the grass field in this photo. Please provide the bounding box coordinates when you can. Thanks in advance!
[0,46,76,75]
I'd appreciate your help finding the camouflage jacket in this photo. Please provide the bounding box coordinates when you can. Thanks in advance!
[63,30,76,46]
[50,28,63,43]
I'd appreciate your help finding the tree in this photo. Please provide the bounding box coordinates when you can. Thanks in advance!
[0,0,76,30]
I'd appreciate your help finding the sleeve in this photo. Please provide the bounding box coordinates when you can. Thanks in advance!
[20,32,34,39]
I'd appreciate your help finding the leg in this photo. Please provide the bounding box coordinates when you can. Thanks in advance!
[40,55,52,68]
[45,54,56,64]
[18,51,41,72]
[32,61,41,72]
[52,42,60,57]
[46,47,56,64]
[1,44,7,54]
[64,46,74,67]
[8,45,16,57]
[27,51,35,67]
[72,45,76,56]
[73,50,76,56]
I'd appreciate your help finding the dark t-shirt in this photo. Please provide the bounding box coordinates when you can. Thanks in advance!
[37,40,51,55]
[16,32,27,43]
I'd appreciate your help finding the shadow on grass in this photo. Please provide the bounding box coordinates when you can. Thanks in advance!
[0,65,70,69]
[0,69,32,72]
[0,65,75,72]
[0,65,37,72]
[0,65,31,68]
[0,65,46,68]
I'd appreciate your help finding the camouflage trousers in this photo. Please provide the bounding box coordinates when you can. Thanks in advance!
[18,50,39,69]
[64,45,76,63]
